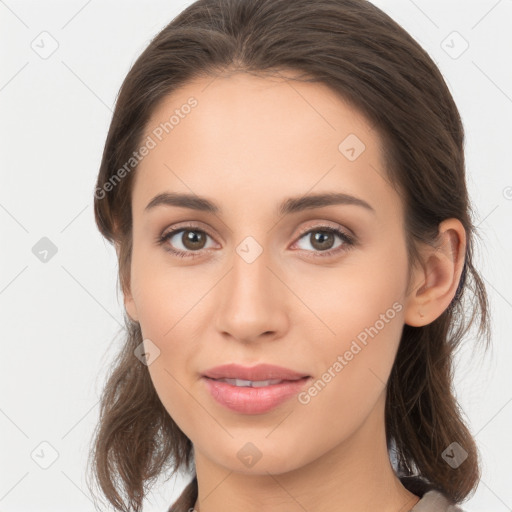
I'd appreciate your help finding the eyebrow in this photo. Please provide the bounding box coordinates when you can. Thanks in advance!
[144,191,376,216]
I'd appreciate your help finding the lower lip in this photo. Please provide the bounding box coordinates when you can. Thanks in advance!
[202,377,311,414]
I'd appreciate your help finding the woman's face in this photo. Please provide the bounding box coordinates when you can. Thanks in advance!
[125,72,417,474]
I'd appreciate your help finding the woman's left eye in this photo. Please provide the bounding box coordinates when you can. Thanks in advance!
[157,225,355,259]
[292,226,355,258]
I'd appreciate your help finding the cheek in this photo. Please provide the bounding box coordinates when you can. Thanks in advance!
[129,251,214,429]
[289,303,404,461]
[291,247,407,346]
[292,246,407,404]
[145,357,202,440]
[129,245,208,338]
[139,316,207,438]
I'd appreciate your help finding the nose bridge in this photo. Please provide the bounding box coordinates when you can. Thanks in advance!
[214,237,288,341]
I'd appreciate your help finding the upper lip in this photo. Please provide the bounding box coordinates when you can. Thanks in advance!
[202,363,310,381]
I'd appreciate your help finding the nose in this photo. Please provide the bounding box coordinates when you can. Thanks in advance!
[213,245,290,344]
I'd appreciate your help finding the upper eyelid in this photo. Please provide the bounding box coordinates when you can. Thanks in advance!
[294,222,351,238]
[162,221,347,237]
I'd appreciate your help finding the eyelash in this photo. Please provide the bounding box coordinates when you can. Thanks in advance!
[156,223,356,260]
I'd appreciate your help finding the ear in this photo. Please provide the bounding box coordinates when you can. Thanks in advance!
[123,287,139,323]
[115,240,139,323]
[403,218,466,327]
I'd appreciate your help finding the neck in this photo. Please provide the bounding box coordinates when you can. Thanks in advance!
[192,395,420,512]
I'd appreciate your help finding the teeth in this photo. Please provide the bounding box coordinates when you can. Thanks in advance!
[216,378,283,387]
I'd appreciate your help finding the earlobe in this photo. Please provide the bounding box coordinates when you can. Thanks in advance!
[124,292,139,322]
[403,219,466,327]
[120,267,139,323]
[115,243,139,322]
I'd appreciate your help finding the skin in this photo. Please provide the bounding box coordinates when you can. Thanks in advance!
[123,71,466,512]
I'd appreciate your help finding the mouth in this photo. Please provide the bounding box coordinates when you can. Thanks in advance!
[204,377,303,387]
[202,376,311,414]
[201,362,310,382]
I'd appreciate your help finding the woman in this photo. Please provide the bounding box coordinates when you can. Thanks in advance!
[88,1,491,511]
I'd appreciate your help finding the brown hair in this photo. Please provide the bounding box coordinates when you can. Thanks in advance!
[88,0,491,510]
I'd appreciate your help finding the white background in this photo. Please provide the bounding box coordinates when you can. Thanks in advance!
[0,0,511,510]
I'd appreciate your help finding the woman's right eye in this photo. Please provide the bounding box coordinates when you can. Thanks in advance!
[157,227,216,258]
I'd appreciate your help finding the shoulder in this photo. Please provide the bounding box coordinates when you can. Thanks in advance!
[411,490,465,512]
[400,476,466,512]
[170,475,468,512]
[167,476,198,512]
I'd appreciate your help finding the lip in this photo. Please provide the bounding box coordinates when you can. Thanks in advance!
[201,364,311,414]
[201,363,309,381]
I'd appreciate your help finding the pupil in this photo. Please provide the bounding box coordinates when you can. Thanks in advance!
[312,231,334,250]
[184,230,205,249]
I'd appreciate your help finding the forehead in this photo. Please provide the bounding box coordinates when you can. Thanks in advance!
[133,72,400,221]
[142,71,374,154]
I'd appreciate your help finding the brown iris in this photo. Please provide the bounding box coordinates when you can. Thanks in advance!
[181,230,207,250]
[309,230,335,251]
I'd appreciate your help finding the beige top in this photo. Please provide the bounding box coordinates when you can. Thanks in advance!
[411,490,465,511]
[167,476,466,512]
